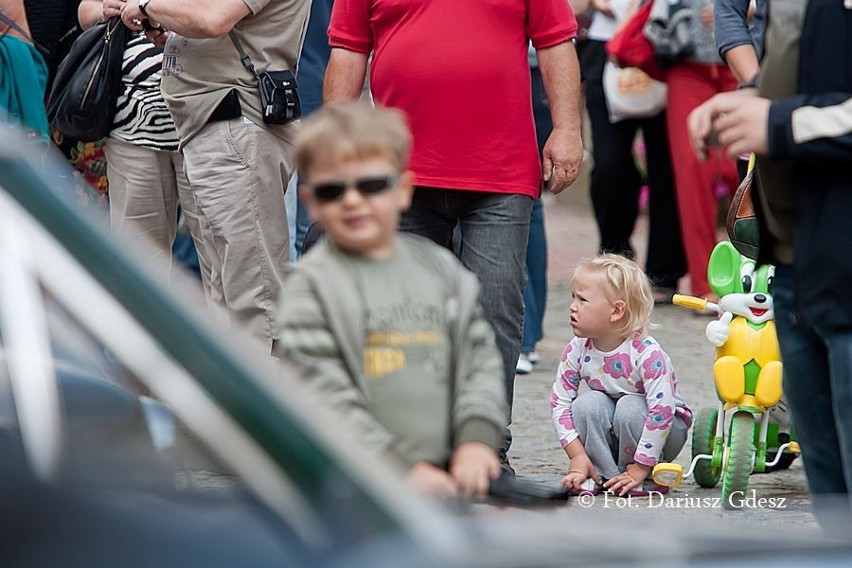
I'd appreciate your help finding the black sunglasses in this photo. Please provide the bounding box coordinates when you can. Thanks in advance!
[305,173,400,203]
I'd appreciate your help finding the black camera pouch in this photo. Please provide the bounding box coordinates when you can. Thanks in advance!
[229,31,301,125]
[258,70,301,125]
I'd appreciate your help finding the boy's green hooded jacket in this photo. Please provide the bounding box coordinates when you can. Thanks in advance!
[277,234,508,469]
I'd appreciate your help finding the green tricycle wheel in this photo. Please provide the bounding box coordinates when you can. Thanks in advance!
[722,411,756,509]
[692,408,721,488]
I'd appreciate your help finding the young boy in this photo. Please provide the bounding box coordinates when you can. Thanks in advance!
[276,102,508,498]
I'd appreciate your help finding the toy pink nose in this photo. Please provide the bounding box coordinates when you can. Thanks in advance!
[755,294,767,303]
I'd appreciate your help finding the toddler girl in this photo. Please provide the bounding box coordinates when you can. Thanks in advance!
[551,254,693,496]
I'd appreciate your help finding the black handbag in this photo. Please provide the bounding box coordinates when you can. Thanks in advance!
[47,17,130,141]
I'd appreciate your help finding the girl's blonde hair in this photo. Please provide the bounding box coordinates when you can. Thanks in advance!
[574,254,654,337]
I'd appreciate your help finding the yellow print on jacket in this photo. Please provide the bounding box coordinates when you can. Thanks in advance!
[364,329,443,379]
[365,347,406,378]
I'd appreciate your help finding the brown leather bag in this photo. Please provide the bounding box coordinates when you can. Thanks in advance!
[726,170,759,260]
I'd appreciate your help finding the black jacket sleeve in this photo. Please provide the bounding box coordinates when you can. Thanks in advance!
[767,93,852,162]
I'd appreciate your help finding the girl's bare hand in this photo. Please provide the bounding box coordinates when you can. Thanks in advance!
[560,453,601,490]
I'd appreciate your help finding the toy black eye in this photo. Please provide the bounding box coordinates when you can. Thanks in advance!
[742,275,753,293]
[767,276,774,294]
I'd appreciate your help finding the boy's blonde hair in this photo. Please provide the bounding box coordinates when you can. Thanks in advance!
[295,101,412,180]
[574,254,654,337]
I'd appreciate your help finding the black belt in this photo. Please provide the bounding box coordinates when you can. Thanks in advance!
[207,90,242,124]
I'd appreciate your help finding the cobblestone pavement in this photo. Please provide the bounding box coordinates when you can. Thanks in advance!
[506,178,819,533]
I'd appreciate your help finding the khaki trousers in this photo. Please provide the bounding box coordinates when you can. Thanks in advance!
[181,117,293,347]
[105,138,187,266]
[106,138,211,298]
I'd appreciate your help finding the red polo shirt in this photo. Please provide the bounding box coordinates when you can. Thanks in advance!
[329,0,577,197]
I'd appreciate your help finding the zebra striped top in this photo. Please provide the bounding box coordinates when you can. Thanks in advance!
[111,34,179,152]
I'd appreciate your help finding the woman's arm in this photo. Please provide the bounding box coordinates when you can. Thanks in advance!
[715,0,760,82]
[723,44,760,85]
[0,0,32,41]
[78,0,105,31]
[79,0,125,31]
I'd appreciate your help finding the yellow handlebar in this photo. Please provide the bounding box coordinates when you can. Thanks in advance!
[672,294,708,311]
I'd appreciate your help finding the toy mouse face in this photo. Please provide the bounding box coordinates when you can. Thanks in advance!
[708,242,775,324]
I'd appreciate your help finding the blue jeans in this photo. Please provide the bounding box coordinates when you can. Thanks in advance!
[172,230,200,279]
[521,198,547,353]
[773,266,852,531]
[531,66,551,155]
[400,188,534,416]
[285,173,314,260]
[522,66,551,356]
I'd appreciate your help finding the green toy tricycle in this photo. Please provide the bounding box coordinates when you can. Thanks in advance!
[652,242,800,509]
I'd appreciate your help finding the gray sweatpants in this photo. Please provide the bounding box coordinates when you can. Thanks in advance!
[572,390,688,480]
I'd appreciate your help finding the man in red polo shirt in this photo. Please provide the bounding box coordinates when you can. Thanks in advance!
[324,0,583,473]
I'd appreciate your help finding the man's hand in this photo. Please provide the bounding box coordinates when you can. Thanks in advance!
[542,126,584,194]
[406,462,458,498]
[449,442,500,497]
[713,95,771,158]
[145,26,170,48]
[560,453,601,490]
[536,41,583,193]
[121,0,153,32]
[603,463,651,496]
[688,90,769,160]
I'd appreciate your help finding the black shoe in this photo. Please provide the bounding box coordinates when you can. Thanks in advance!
[498,452,515,477]
[487,471,570,507]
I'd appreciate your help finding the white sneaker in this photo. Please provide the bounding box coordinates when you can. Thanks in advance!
[516,353,533,374]
[526,351,540,365]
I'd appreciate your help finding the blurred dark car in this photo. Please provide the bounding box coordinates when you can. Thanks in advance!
[1,126,851,567]
[0,127,458,567]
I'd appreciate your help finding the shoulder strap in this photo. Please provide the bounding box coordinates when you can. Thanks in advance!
[0,8,47,54]
[228,30,259,81]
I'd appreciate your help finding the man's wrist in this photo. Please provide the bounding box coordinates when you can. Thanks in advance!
[139,0,153,18]
[738,74,760,90]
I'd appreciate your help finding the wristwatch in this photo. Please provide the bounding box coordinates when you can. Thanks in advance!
[138,0,153,18]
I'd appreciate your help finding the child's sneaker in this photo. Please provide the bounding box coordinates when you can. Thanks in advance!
[626,483,670,497]
[516,353,533,374]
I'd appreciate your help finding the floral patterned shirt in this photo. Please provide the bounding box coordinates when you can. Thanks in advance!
[551,335,693,467]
